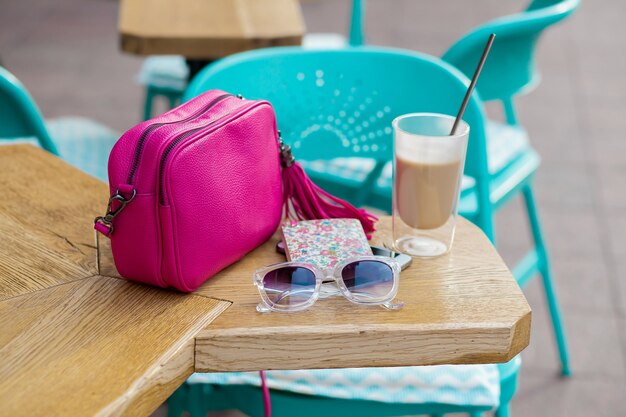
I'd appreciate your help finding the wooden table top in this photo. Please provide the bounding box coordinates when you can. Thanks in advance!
[118,0,305,59]
[0,145,531,416]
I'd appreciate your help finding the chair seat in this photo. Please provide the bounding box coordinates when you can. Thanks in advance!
[484,121,529,173]
[46,117,119,182]
[299,157,377,188]
[458,148,540,217]
[0,117,119,182]
[187,364,500,408]
[300,157,474,211]
[137,56,188,92]
[298,119,532,212]
[373,161,477,194]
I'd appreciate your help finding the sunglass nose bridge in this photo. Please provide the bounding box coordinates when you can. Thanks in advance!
[318,282,342,299]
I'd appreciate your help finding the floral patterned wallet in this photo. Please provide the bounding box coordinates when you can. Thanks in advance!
[281,219,372,271]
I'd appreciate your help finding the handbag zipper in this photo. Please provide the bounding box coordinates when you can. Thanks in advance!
[158,102,260,205]
[95,93,234,236]
[126,93,232,184]
[157,113,232,205]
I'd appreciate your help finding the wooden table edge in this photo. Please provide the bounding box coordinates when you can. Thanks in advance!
[95,295,232,417]
[118,33,303,58]
[193,309,531,372]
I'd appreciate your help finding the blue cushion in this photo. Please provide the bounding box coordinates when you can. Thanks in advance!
[299,119,528,206]
[187,364,500,408]
[0,117,119,182]
[46,117,119,182]
[137,56,188,91]
[300,157,474,195]
[299,157,377,188]
[375,161,476,193]
[0,137,39,147]
[485,120,529,174]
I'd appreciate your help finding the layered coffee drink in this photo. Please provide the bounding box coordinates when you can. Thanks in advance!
[395,156,463,230]
[392,113,468,257]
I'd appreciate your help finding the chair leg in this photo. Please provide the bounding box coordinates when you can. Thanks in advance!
[144,89,155,121]
[166,384,188,417]
[522,184,571,376]
[474,181,496,243]
[188,384,207,417]
[168,93,180,109]
[495,404,510,417]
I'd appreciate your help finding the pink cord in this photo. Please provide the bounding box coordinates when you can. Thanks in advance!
[259,371,272,417]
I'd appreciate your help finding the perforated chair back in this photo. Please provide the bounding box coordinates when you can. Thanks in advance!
[185,47,489,184]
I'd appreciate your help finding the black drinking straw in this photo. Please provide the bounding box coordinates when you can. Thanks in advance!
[450,33,496,135]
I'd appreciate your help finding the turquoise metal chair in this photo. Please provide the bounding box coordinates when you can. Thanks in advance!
[185,46,494,236]
[168,358,521,417]
[0,66,118,181]
[440,0,580,377]
[442,0,580,124]
[137,55,188,121]
[139,0,367,120]
[172,46,515,417]
[0,66,59,154]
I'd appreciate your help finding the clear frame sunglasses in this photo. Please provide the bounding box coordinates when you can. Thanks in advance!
[254,256,404,313]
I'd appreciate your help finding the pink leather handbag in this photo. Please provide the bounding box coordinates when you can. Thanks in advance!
[95,90,375,292]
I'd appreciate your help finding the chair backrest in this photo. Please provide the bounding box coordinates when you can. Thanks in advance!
[441,0,579,124]
[0,66,58,154]
[185,46,489,186]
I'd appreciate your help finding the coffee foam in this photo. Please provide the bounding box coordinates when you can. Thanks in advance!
[395,131,465,165]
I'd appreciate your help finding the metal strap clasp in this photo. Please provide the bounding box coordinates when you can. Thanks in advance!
[278,130,295,168]
[94,188,137,236]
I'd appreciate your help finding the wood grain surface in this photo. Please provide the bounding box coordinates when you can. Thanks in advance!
[192,216,531,371]
[0,146,531,416]
[0,145,108,300]
[118,0,304,58]
[0,276,230,417]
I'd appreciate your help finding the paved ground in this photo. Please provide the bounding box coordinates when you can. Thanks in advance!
[2,0,625,416]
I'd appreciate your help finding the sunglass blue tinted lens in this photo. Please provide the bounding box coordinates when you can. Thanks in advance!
[262,267,316,307]
[341,260,394,301]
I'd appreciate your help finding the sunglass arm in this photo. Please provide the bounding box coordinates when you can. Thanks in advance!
[381,300,405,310]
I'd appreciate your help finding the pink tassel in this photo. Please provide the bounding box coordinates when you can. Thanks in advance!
[279,140,378,237]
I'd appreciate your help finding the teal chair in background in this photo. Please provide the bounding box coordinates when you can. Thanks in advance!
[139,0,367,120]
[442,0,580,125]
[0,66,118,181]
[185,46,494,236]
[302,0,366,48]
[0,66,58,155]
[440,0,580,377]
[137,55,188,121]
[170,46,517,417]
[168,359,521,417]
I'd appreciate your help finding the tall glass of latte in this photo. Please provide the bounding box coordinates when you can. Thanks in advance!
[392,113,469,257]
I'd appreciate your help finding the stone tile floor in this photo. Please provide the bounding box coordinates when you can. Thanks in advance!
[1,0,624,415]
